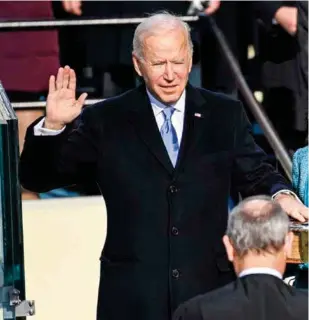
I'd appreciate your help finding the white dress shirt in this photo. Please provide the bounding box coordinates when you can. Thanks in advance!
[239,267,282,279]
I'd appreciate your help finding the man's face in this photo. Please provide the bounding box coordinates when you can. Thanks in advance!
[133,29,192,105]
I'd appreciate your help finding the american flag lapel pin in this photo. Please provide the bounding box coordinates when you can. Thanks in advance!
[194,113,203,118]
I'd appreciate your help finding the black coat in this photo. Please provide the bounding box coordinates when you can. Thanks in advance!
[173,274,308,320]
[19,85,291,320]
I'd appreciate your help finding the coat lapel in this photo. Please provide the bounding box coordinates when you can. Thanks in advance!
[174,84,210,176]
[127,84,210,176]
[128,85,174,175]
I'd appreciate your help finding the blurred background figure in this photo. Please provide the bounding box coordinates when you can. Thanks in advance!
[58,0,191,98]
[0,0,59,200]
[197,1,307,152]
[255,1,307,152]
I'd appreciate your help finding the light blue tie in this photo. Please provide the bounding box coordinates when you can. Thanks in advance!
[160,107,179,167]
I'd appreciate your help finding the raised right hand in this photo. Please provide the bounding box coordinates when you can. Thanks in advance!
[44,66,87,130]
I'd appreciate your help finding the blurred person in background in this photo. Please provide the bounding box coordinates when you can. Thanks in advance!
[61,0,190,98]
[255,1,307,152]
[198,1,307,151]
[0,0,59,200]
[198,1,250,97]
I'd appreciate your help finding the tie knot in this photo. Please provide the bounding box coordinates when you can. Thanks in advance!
[162,107,175,121]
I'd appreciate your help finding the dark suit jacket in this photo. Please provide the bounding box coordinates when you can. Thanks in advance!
[19,84,291,320]
[173,274,308,320]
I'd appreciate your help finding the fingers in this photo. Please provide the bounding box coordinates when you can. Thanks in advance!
[299,207,309,220]
[68,68,77,91]
[291,203,309,222]
[289,211,306,223]
[63,65,70,89]
[275,194,309,223]
[76,93,88,109]
[287,204,308,223]
[56,67,64,90]
[55,66,75,91]
[49,75,56,94]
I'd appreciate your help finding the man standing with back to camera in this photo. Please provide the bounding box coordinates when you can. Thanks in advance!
[173,196,308,320]
[19,13,308,320]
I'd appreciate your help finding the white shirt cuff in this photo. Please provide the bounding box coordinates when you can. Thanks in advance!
[33,118,66,136]
[272,189,302,203]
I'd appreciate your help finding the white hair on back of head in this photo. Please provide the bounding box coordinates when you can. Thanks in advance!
[132,11,193,59]
[226,195,290,258]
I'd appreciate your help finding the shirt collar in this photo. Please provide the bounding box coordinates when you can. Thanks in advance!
[239,267,282,279]
[146,88,186,117]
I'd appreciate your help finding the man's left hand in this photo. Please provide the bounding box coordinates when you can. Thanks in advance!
[274,194,309,222]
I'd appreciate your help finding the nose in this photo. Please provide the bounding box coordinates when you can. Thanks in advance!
[163,62,175,81]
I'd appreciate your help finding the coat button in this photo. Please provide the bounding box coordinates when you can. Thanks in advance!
[172,269,180,279]
[169,185,178,193]
[171,227,179,236]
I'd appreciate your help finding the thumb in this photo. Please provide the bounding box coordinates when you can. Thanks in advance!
[76,93,88,109]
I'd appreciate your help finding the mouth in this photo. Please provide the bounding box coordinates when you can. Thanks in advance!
[160,85,178,90]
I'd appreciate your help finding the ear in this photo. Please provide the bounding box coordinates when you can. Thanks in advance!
[132,54,142,77]
[223,235,235,262]
[284,231,294,257]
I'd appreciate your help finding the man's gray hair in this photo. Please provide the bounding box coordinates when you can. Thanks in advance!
[132,12,193,59]
[226,195,290,257]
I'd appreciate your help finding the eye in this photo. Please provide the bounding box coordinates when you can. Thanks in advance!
[153,62,165,66]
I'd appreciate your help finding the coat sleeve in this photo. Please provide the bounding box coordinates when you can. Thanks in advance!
[19,106,99,192]
[231,102,292,198]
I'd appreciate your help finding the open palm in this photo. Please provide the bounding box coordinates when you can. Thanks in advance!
[45,66,87,129]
